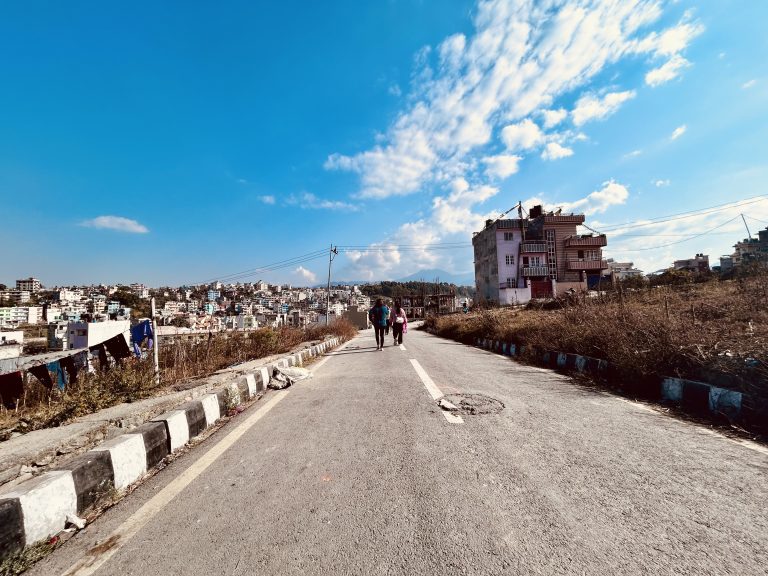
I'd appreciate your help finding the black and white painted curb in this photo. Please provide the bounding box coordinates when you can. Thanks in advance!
[0,338,340,557]
[474,337,745,421]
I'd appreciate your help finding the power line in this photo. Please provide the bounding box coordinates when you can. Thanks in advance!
[591,196,767,233]
[609,215,742,252]
[189,250,328,285]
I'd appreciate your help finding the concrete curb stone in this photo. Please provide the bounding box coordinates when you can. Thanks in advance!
[476,338,746,424]
[0,336,345,558]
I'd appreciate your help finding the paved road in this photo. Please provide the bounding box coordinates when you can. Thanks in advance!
[31,328,768,575]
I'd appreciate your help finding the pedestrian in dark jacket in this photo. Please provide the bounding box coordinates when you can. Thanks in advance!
[369,298,390,350]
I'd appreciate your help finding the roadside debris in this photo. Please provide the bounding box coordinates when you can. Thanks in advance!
[65,514,86,530]
[438,398,459,412]
[268,366,312,390]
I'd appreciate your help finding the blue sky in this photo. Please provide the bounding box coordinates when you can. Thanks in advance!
[1,0,766,287]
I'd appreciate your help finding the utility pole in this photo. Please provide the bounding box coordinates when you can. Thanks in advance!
[150,297,160,385]
[326,244,338,326]
[741,213,753,239]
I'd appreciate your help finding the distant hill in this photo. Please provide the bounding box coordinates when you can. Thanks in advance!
[397,269,474,286]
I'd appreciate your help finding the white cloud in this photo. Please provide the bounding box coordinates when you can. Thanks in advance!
[80,216,149,234]
[295,266,317,284]
[500,119,544,151]
[258,195,276,205]
[326,1,702,200]
[483,154,521,179]
[645,54,690,87]
[286,192,359,211]
[541,108,567,129]
[652,179,670,187]
[670,124,687,140]
[388,84,402,97]
[572,90,636,126]
[325,1,704,279]
[624,149,643,158]
[560,180,630,216]
[541,142,574,161]
[742,79,757,90]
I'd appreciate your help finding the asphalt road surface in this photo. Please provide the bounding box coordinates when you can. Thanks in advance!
[30,328,768,576]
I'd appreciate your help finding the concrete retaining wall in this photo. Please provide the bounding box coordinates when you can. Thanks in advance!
[475,337,745,422]
[0,337,341,557]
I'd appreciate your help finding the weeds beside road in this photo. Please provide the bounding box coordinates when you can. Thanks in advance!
[0,320,357,438]
[425,276,768,432]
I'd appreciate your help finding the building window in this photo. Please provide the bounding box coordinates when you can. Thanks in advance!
[545,229,557,279]
[503,232,515,241]
[505,254,514,266]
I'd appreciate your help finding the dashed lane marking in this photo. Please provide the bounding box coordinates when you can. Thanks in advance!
[409,359,463,424]
[399,344,407,351]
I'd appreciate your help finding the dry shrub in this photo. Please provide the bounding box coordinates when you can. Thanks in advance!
[429,277,768,398]
[1,320,357,434]
[1,359,156,433]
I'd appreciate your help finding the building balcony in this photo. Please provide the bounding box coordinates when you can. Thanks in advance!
[564,234,607,248]
[566,259,608,271]
[520,242,547,253]
[522,266,549,277]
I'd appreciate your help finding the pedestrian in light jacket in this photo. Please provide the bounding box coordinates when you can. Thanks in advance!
[369,298,390,351]
[390,299,408,345]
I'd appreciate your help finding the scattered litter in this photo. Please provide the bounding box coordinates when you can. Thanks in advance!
[66,514,86,530]
[438,398,459,412]
[268,366,312,390]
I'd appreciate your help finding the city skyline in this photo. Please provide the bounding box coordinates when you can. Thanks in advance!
[1,0,766,285]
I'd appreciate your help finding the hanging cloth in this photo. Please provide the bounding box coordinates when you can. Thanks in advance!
[104,334,131,362]
[131,320,154,357]
[29,364,54,389]
[73,350,89,371]
[90,343,110,371]
[46,361,68,390]
[60,355,79,386]
[0,371,24,408]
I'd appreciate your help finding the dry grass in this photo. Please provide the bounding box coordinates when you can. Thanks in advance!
[0,319,357,436]
[426,276,768,427]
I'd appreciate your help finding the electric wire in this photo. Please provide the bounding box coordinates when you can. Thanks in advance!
[608,215,742,252]
[590,196,767,233]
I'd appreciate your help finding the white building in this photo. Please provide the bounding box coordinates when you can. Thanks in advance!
[16,277,41,292]
[0,290,31,304]
[0,306,43,327]
[130,284,150,299]
[0,330,24,359]
[605,259,644,281]
[67,320,131,349]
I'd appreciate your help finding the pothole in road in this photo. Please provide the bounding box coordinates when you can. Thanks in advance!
[438,393,505,416]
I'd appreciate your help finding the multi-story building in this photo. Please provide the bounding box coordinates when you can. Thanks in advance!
[207,290,221,302]
[130,283,150,299]
[605,259,644,281]
[0,306,43,327]
[673,253,710,273]
[0,290,31,304]
[473,205,607,304]
[16,277,41,292]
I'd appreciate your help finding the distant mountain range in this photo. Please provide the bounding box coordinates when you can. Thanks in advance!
[396,269,474,286]
[327,269,474,287]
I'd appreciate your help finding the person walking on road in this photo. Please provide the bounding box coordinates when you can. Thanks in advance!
[390,299,408,346]
[369,298,390,351]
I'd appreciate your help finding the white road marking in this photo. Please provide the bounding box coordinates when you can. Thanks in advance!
[399,344,407,351]
[409,359,464,424]
[61,391,289,576]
